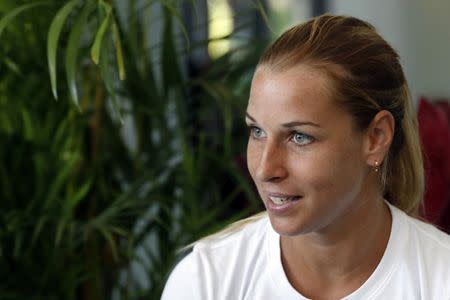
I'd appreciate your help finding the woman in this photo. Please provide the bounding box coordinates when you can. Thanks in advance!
[161,14,450,299]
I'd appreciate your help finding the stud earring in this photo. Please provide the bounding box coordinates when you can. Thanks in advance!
[374,160,380,173]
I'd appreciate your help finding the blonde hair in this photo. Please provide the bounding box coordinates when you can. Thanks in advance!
[187,14,424,248]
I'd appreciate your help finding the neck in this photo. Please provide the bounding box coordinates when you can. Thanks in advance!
[280,195,392,299]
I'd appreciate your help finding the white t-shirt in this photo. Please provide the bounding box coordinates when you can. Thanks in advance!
[161,203,450,299]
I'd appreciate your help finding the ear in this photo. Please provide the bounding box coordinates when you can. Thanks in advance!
[363,110,395,166]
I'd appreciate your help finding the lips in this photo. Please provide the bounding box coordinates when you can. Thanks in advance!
[264,191,303,215]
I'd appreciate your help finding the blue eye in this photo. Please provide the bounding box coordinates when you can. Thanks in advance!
[292,132,313,145]
[249,126,266,139]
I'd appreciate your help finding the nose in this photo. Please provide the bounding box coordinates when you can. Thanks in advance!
[255,141,288,182]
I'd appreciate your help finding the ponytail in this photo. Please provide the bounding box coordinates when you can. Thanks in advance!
[384,85,424,215]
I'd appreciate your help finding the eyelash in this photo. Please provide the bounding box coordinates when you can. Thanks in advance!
[247,126,315,146]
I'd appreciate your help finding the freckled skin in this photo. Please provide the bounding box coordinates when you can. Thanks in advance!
[246,65,373,237]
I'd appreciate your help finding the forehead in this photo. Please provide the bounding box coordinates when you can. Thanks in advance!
[247,65,339,122]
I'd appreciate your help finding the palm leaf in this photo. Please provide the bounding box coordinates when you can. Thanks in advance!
[160,0,190,50]
[65,0,95,107]
[0,1,50,38]
[47,0,80,100]
[90,1,112,65]
[112,20,126,80]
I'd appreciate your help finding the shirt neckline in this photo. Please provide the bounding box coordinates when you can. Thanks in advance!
[266,201,405,299]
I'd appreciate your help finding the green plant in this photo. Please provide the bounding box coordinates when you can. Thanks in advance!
[0,0,267,299]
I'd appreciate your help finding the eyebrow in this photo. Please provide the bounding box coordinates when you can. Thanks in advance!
[245,112,321,128]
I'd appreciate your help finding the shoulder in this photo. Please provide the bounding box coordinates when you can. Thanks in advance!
[195,214,269,252]
[392,205,450,291]
[372,204,450,298]
[191,214,270,275]
[389,204,450,251]
[161,215,270,300]
[161,250,198,300]
[401,209,450,254]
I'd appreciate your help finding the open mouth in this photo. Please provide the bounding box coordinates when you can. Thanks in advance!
[268,195,302,205]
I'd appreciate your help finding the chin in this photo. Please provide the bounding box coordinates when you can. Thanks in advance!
[267,213,314,237]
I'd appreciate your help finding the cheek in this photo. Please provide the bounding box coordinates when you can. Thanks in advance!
[246,140,260,179]
[294,142,363,196]
[292,154,338,192]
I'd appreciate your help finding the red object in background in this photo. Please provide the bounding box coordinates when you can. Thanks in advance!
[417,97,450,233]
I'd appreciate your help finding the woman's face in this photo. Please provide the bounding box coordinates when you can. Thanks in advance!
[246,65,372,237]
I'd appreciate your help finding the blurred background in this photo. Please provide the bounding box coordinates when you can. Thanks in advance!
[0,0,449,299]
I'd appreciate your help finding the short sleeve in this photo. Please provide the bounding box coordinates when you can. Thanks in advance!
[160,252,199,300]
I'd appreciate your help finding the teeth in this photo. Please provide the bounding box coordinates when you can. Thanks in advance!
[269,196,291,205]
